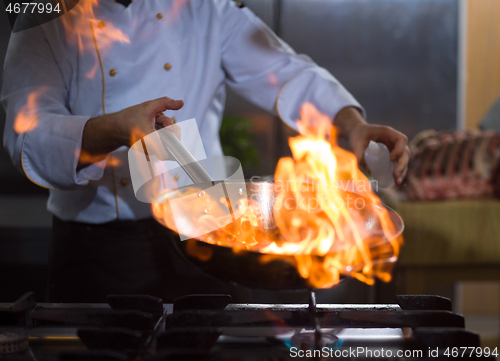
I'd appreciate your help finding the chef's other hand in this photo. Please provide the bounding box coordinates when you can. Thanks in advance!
[333,107,410,185]
[78,97,183,169]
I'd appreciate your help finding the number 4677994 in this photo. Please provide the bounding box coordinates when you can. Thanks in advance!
[6,2,61,14]
[443,347,498,358]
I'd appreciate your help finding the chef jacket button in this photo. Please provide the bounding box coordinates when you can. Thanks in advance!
[109,69,117,77]
[120,179,128,186]
[173,175,180,181]
[157,13,163,19]
[164,63,172,71]
[98,21,105,28]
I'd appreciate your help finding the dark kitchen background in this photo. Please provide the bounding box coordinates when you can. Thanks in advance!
[1,0,499,349]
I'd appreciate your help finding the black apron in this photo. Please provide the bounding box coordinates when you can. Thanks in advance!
[47,217,252,303]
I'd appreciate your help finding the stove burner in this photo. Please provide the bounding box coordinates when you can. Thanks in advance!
[0,331,29,355]
[289,328,340,350]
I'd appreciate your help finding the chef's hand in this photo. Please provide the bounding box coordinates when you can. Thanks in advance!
[114,97,183,145]
[333,106,410,185]
[78,97,183,169]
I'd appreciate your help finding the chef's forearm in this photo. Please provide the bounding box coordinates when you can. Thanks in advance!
[77,113,124,170]
[77,97,183,170]
[333,106,367,140]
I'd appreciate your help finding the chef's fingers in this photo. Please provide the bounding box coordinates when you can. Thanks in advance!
[388,132,409,162]
[147,97,184,115]
[393,145,410,185]
[155,114,182,141]
[166,124,182,141]
[155,113,174,126]
[381,129,409,184]
[154,113,166,130]
[352,125,409,182]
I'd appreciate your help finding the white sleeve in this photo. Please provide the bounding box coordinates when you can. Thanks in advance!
[1,24,108,190]
[218,0,365,131]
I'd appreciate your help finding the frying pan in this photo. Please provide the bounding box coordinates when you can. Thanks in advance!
[153,180,404,290]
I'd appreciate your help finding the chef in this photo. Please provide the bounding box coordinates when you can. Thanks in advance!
[2,0,410,302]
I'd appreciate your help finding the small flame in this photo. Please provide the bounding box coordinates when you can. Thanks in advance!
[167,0,190,23]
[13,87,47,134]
[60,0,130,79]
[130,126,145,146]
[77,149,121,167]
[268,73,279,87]
[152,103,403,288]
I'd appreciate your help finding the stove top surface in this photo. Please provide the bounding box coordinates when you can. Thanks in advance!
[0,292,495,361]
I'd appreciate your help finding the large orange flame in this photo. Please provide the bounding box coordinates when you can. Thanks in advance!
[152,103,403,288]
[266,103,402,286]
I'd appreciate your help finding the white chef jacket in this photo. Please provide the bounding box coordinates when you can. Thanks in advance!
[2,0,362,223]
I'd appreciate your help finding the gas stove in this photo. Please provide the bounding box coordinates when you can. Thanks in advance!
[0,291,495,360]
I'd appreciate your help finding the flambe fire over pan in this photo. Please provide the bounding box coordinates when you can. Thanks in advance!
[153,180,404,291]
